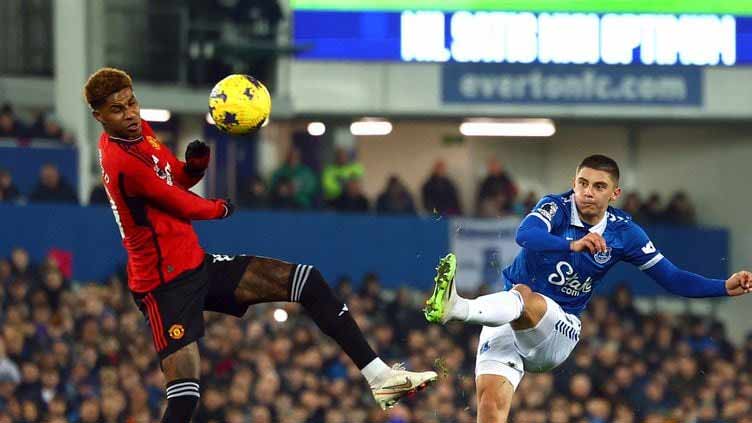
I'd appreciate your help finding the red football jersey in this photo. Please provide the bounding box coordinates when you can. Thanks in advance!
[98,120,225,293]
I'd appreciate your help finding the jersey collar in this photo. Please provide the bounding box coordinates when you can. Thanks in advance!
[108,134,144,144]
[570,198,608,235]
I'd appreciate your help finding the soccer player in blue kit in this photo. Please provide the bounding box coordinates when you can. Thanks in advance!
[424,155,752,422]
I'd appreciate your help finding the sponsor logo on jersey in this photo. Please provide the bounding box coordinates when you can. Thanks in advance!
[642,241,656,254]
[151,155,173,186]
[169,324,185,340]
[211,254,236,263]
[548,261,593,297]
[479,341,491,354]
[536,202,558,221]
[593,247,612,264]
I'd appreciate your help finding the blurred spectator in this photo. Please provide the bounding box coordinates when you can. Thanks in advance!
[0,104,25,138]
[29,164,78,204]
[376,175,416,215]
[476,158,518,215]
[10,247,33,280]
[88,184,109,205]
[322,147,365,202]
[270,148,317,209]
[477,193,505,218]
[238,174,269,210]
[664,191,696,226]
[421,160,462,216]
[514,190,538,216]
[0,341,21,393]
[269,176,299,210]
[0,169,20,203]
[29,112,74,145]
[640,192,665,224]
[330,178,369,213]
[621,192,645,222]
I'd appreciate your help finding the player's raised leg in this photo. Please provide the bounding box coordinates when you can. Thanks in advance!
[424,253,548,328]
[228,256,438,409]
[425,254,553,422]
[160,343,201,423]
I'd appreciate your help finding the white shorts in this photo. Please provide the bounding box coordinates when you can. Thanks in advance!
[475,295,581,390]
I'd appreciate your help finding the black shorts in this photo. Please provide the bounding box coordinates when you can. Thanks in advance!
[132,254,253,361]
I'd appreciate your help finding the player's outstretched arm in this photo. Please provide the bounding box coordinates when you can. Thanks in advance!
[125,159,230,221]
[624,223,743,298]
[643,257,745,298]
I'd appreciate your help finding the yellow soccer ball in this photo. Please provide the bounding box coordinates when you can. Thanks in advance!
[208,74,271,135]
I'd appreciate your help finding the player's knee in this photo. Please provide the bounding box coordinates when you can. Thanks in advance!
[511,284,533,302]
[512,284,547,312]
[290,264,332,304]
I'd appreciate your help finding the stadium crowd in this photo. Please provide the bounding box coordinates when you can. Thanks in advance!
[0,157,698,227]
[0,102,697,225]
[0,247,750,422]
[0,104,74,145]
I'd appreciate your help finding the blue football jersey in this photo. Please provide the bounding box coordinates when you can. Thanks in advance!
[502,190,664,316]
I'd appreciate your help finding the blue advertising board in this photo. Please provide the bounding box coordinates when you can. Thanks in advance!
[441,63,703,105]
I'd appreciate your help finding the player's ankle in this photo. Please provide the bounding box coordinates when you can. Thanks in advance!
[362,357,390,386]
[451,297,470,321]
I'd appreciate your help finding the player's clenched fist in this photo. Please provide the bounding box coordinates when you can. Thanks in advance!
[570,232,607,254]
[725,270,752,296]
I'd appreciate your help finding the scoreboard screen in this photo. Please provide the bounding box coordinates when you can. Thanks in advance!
[291,1,752,66]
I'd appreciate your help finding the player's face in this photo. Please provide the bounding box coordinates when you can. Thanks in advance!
[92,87,141,139]
[572,167,621,221]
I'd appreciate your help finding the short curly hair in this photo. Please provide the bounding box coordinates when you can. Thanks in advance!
[83,67,133,110]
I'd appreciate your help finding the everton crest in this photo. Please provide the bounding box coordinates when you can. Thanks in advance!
[593,247,612,264]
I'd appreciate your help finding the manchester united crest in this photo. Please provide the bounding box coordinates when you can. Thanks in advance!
[168,324,185,340]
[147,136,161,150]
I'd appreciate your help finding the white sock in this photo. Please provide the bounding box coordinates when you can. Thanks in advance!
[465,290,524,327]
[361,357,390,386]
[448,296,470,321]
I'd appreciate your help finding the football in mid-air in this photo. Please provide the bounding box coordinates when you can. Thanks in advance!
[208,74,271,135]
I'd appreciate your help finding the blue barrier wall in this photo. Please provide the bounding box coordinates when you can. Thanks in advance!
[0,144,78,196]
[0,205,448,288]
[0,205,728,294]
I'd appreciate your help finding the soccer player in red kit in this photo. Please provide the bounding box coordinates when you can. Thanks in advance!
[85,68,436,422]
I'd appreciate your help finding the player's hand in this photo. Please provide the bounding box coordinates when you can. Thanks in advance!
[570,233,607,254]
[185,140,210,176]
[725,270,752,296]
[219,198,235,219]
